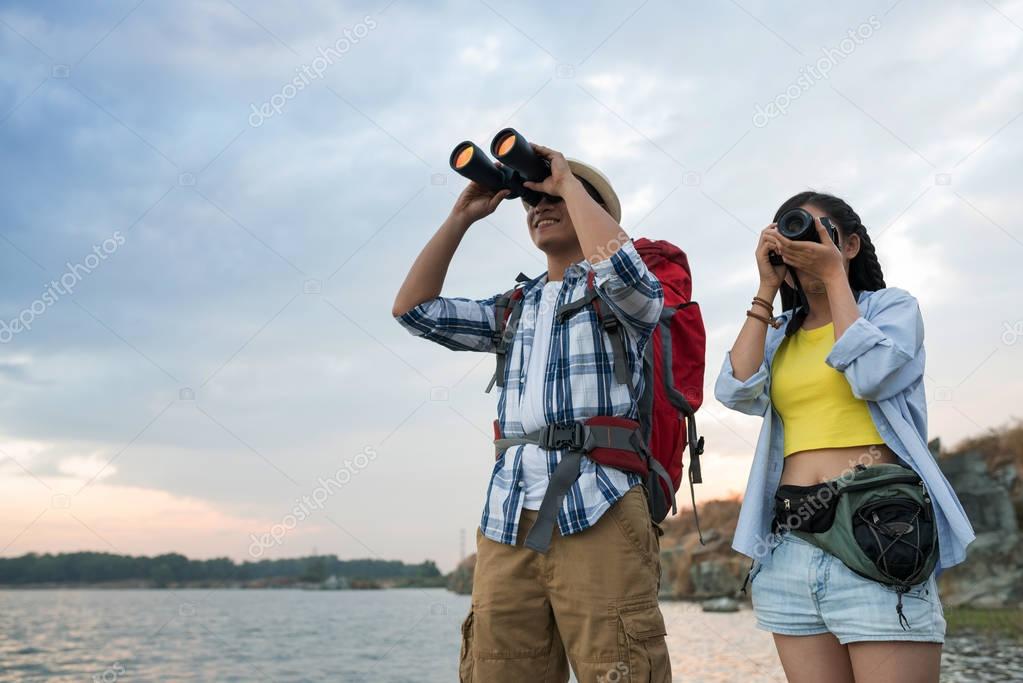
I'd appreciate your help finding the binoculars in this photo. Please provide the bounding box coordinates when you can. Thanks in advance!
[449,128,552,206]
[768,208,840,265]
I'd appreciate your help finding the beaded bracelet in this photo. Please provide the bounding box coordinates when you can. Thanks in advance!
[746,308,782,329]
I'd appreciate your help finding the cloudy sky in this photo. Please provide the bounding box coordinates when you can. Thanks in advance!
[0,0,1020,572]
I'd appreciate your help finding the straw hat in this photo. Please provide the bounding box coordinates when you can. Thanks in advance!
[567,158,622,223]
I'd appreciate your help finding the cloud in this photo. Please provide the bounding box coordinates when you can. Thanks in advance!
[0,0,1021,570]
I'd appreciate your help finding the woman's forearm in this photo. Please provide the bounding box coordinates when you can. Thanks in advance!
[728,283,779,381]
[824,271,861,340]
[391,213,470,317]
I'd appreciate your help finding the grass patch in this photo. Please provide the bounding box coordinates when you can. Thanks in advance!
[945,607,1023,640]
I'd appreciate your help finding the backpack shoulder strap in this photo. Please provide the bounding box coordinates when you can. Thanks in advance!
[486,272,532,393]
[557,271,631,385]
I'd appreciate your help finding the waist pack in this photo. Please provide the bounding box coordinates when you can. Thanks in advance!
[489,238,707,551]
[776,464,939,629]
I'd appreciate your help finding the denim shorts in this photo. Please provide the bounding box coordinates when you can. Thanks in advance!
[749,530,946,644]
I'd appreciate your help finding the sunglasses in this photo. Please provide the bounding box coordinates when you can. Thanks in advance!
[524,177,605,208]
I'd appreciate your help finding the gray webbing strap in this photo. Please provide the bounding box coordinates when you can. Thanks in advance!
[648,457,677,516]
[556,288,597,322]
[493,435,534,456]
[494,424,638,459]
[487,293,526,393]
[524,450,582,554]
[592,297,631,385]
[493,423,646,553]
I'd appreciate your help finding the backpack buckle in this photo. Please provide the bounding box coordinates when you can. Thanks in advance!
[540,422,585,451]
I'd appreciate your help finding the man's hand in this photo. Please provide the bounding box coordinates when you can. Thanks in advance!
[521,143,581,198]
[450,181,510,226]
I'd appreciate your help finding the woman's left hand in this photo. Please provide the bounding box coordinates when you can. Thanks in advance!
[773,217,846,284]
[521,143,580,198]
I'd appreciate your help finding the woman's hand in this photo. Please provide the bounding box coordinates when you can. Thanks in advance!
[772,218,846,285]
[450,181,510,226]
[521,143,580,198]
[756,225,787,291]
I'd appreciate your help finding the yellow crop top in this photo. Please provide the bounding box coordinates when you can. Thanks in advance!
[770,322,884,456]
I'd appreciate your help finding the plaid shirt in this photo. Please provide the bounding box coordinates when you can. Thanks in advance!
[396,239,664,545]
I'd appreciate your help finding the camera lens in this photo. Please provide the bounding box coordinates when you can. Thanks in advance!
[777,208,814,240]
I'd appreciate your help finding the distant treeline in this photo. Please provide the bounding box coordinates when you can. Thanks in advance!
[0,552,441,586]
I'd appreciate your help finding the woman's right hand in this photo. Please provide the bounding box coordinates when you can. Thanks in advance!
[756,225,787,290]
[450,181,510,226]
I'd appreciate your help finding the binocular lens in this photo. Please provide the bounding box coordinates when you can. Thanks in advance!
[495,133,516,158]
[449,129,547,206]
[453,144,474,170]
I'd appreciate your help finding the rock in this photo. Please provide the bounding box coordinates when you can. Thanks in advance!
[939,450,1023,607]
[941,451,1019,536]
[689,556,748,599]
[446,554,476,595]
[701,597,740,613]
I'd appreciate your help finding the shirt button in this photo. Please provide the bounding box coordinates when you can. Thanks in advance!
[517,482,524,488]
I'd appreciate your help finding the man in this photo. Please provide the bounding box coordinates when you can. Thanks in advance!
[392,143,670,682]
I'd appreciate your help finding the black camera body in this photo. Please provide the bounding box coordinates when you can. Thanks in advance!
[768,208,840,265]
[449,128,551,205]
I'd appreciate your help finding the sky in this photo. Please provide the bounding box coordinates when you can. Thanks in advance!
[0,0,1020,573]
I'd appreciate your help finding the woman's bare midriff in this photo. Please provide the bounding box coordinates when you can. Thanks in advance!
[780,443,899,486]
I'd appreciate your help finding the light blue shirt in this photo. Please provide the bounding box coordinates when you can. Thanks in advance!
[714,287,975,571]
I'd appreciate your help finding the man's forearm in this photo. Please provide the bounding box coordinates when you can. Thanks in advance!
[391,213,470,317]
[559,179,630,264]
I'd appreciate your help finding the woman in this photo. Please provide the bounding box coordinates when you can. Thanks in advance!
[714,191,975,683]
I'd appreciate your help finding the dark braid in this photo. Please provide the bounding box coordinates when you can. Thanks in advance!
[774,191,886,336]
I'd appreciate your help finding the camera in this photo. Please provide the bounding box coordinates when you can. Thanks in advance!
[449,128,553,206]
[768,208,840,265]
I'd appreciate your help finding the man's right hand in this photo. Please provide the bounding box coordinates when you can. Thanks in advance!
[450,181,510,226]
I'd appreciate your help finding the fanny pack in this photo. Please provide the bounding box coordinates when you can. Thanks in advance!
[773,464,939,629]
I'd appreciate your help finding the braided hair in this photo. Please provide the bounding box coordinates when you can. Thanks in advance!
[774,191,886,335]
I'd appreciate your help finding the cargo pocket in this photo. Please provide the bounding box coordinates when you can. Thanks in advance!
[459,609,474,683]
[616,602,670,682]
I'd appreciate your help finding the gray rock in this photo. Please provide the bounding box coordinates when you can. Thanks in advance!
[938,450,1023,607]
[940,451,1018,536]
[701,596,740,613]
[689,557,746,598]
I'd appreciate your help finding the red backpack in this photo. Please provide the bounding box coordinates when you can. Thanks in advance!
[488,238,707,531]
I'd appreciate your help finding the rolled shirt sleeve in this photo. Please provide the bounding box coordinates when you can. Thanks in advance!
[589,239,664,340]
[714,351,771,416]
[825,287,924,401]
[395,294,499,353]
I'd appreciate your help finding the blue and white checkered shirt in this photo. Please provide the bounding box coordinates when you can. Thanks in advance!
[396,239,664,545]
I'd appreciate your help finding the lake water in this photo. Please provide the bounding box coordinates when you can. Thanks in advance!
[1,589,1019,681]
